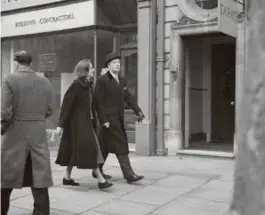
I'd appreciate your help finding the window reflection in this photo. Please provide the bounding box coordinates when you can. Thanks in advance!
[1,29,114,129]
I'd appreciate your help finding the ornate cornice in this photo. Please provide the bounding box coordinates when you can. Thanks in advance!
[172,15,218,28]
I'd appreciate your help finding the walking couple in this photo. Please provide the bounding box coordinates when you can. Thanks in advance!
[55,52,145,190]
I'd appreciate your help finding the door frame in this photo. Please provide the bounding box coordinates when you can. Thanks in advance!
[183,34,236,150]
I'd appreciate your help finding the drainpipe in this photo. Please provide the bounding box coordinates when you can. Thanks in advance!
[150,0,158,155]
[156,0,166,155]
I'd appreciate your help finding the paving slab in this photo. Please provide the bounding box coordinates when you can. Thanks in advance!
[9,149,235,215]
[10,188,31,200]
[152,196,230,215]
[203,179,234,191]
[92,199,157,215]
[154,174,209,189]
[119,184,193,206]
[80,211,110,215]
[8,206,31,215]
[185,186,232,203]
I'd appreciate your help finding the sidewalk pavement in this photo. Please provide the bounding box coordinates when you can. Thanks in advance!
[9,146,235,215]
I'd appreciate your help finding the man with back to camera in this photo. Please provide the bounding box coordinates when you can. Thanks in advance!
[1,50,53,215]
[93,52,145,183]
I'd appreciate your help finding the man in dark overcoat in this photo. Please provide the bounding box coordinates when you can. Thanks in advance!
[94,52,145,183]
[1,51,53,215]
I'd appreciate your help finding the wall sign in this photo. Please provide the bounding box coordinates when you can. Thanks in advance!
[1,0,68,12]
[38,53,56,72]
[218,0,243,38]
[1,0,95,38]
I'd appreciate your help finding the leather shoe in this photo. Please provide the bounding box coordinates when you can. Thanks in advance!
[63,178,79,186]
[98,181,113,190]
[92,170,112,179]
[125,175,144,184]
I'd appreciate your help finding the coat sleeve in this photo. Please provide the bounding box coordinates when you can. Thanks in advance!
[1,76,14,122]
[94,78,108,125]
[58,82,78,128]
[90,85,98,131]
[45,80,53,118]
[123,82,142,116]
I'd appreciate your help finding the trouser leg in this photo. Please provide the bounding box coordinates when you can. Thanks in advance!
[1,188,13,215]
[31,187,50,215]
[116,154,135,178]
[99,150,109,173]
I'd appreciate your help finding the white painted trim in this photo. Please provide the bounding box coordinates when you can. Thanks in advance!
[177,149,235,158]
[184,46,190,148]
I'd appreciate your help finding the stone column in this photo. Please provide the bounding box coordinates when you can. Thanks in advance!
[135,0,156,156]
[167,32,184,154]
[231,0,265,214]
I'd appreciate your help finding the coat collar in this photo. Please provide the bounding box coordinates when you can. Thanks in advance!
[16,65,34,73]
[107,71,114,80]
[75,77,93,89]
[107,71,121,82]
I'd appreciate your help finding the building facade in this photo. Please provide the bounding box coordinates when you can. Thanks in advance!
[136,0,244,157]
[1,0,244,157]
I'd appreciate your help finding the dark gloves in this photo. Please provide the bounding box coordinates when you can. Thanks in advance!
[137,112,145,123]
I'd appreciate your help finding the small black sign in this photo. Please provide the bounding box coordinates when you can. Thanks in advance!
[38,53,56,72]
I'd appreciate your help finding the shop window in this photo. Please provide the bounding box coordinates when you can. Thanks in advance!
[1,29,114,129]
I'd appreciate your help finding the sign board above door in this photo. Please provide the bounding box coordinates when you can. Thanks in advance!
[218,0,243,38]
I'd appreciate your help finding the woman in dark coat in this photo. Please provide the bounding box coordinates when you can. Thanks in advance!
[55,59,112,190]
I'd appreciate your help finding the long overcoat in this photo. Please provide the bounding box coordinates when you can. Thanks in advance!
[55,78,99,169]
[94,71,142,155]
[1,66,53,189]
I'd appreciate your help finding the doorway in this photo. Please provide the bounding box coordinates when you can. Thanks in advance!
[183,34,236,152]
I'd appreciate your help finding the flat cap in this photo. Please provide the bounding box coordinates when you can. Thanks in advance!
[13,50,32,65]
[105,52,121,67]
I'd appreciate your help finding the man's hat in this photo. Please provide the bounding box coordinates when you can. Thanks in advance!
[105,52,121,67]
[13,50,32,64]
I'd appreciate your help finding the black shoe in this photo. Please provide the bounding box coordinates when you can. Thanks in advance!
[98,181,113,190]
[125,175,144,184]
[63,178,80,186]
[92,170,112,179]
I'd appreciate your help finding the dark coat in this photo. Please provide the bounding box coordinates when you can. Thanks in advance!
[55,78,98,169]
[94,71,142,155]
[1,66,53,188]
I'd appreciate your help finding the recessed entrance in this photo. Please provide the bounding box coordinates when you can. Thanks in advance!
[183,33,236,153]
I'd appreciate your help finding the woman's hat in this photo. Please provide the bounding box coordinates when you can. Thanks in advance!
[105,52,121,67]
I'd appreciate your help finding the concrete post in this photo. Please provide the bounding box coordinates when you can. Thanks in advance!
[135,0,156,156]
[231,0,265,214]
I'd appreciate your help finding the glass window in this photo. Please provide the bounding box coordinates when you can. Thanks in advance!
[194,0,218,10]
[1,29,114,129]
[1,40,11,83]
